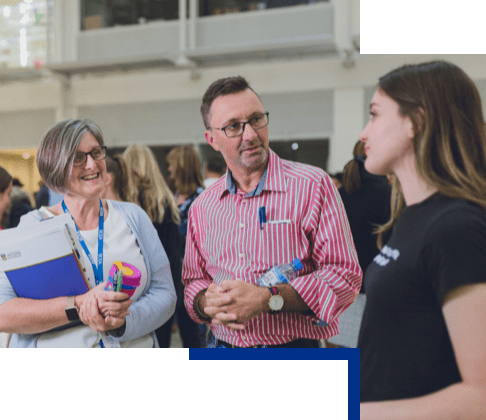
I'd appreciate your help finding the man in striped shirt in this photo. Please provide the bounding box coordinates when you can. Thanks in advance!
[182,76,362,348]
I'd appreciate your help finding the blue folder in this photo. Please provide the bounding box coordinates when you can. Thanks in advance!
[0,216,90,300]
[5,252,89,299]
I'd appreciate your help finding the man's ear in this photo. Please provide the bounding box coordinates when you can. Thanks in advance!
[205,129,220,152]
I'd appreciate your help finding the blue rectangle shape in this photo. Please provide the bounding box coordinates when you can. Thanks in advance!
[6,253,89,299]
[189,348,359,420]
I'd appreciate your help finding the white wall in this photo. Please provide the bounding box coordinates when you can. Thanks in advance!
[2,54,486,171]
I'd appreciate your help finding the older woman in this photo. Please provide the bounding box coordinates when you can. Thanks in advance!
[0,119,176,347]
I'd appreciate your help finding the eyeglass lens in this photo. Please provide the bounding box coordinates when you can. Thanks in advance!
[224,113,269,137]
[73,147,106,166]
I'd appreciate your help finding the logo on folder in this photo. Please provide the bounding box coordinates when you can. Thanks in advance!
[1,251,21,261]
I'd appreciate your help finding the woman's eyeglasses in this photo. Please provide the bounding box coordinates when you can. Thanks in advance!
[73,146,107,167]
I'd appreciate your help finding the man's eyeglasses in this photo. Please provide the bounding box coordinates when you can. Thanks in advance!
[73,146,107,167]
[212,112,269,138]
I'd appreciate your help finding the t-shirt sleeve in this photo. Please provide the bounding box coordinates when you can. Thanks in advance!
[423,206,486,304]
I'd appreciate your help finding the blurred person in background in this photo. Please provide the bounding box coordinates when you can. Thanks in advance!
[203,154,227,188]
[326,140,391,348]
[35,180,49,209]
[339,140,391,279]
[165,145,205,347]
[121,145,184,348]
[8,178,35,228]
[0,166,13,230]
[102,154,130,202]
[0,119,176,347]
[0,168,13,348]
[166,145,205,236]
[35,179,63,208]
[328,172,343,189]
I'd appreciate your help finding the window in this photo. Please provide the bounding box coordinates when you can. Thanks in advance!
[0,1,48,69]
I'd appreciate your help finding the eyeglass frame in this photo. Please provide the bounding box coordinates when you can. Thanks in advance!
[211,112,270,138]
[72,146,107,167]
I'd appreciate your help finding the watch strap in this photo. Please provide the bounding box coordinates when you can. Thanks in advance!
[194,290,211,321]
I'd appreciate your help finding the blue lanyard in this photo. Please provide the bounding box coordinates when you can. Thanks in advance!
[62,199,104,286]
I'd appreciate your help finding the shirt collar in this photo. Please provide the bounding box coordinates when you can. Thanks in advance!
[218,149,287,198]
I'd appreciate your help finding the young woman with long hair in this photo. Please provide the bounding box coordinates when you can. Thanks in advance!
[164,145,205,347]
[358,61,486,419]
[166,145,205,238]
[122,145,202,347]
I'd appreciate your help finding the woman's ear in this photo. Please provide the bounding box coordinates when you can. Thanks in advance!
[413,107,426,134]
[105,172,113,186]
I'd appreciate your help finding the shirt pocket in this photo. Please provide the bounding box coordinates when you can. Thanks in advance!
[257,221,299,268]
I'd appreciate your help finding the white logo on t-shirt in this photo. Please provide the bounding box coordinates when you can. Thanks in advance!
[374,245,400,267]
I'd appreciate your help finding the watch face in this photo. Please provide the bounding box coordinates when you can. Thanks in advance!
[269,295,284,311]
[66,307,80,322]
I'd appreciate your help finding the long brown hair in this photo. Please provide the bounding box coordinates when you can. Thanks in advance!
[105,155,131,202]
[123,145,180,225]
[166,146,204,197]
[342,140,366,195]
[373,61,486,248]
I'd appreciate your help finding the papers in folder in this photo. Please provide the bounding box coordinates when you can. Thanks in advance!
[0,213,90,299]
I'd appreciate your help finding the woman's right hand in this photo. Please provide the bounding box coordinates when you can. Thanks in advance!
[74,284,132,332]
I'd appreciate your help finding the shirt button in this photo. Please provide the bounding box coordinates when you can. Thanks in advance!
[239,253,244,259]
[241,334,247,341]
[239,223,244,228]
[242,199,247,204]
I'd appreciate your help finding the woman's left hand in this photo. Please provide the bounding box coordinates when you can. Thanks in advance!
[75,284,131,332]
[97,289,132,320]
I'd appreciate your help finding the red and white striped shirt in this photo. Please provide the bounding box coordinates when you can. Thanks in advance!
[183,150,362,346]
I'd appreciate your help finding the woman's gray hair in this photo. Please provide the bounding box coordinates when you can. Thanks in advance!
[37,119,104,194]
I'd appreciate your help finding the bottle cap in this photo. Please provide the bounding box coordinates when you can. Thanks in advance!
[292,258,303,271]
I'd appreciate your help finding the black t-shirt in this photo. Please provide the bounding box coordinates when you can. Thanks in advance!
[358,193,486,402]
[152,205,184,306]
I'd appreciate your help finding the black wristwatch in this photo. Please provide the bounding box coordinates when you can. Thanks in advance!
[65,296,80,321]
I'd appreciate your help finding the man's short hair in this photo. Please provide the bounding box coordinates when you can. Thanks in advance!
[205,155,227,176]
[201,76,256,130]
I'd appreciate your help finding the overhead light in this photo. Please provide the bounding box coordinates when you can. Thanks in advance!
[20,14,30,25]
[291,142,299,150]
[23,152,30,159]
[20,3,31,14]
[3,7,11,18]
